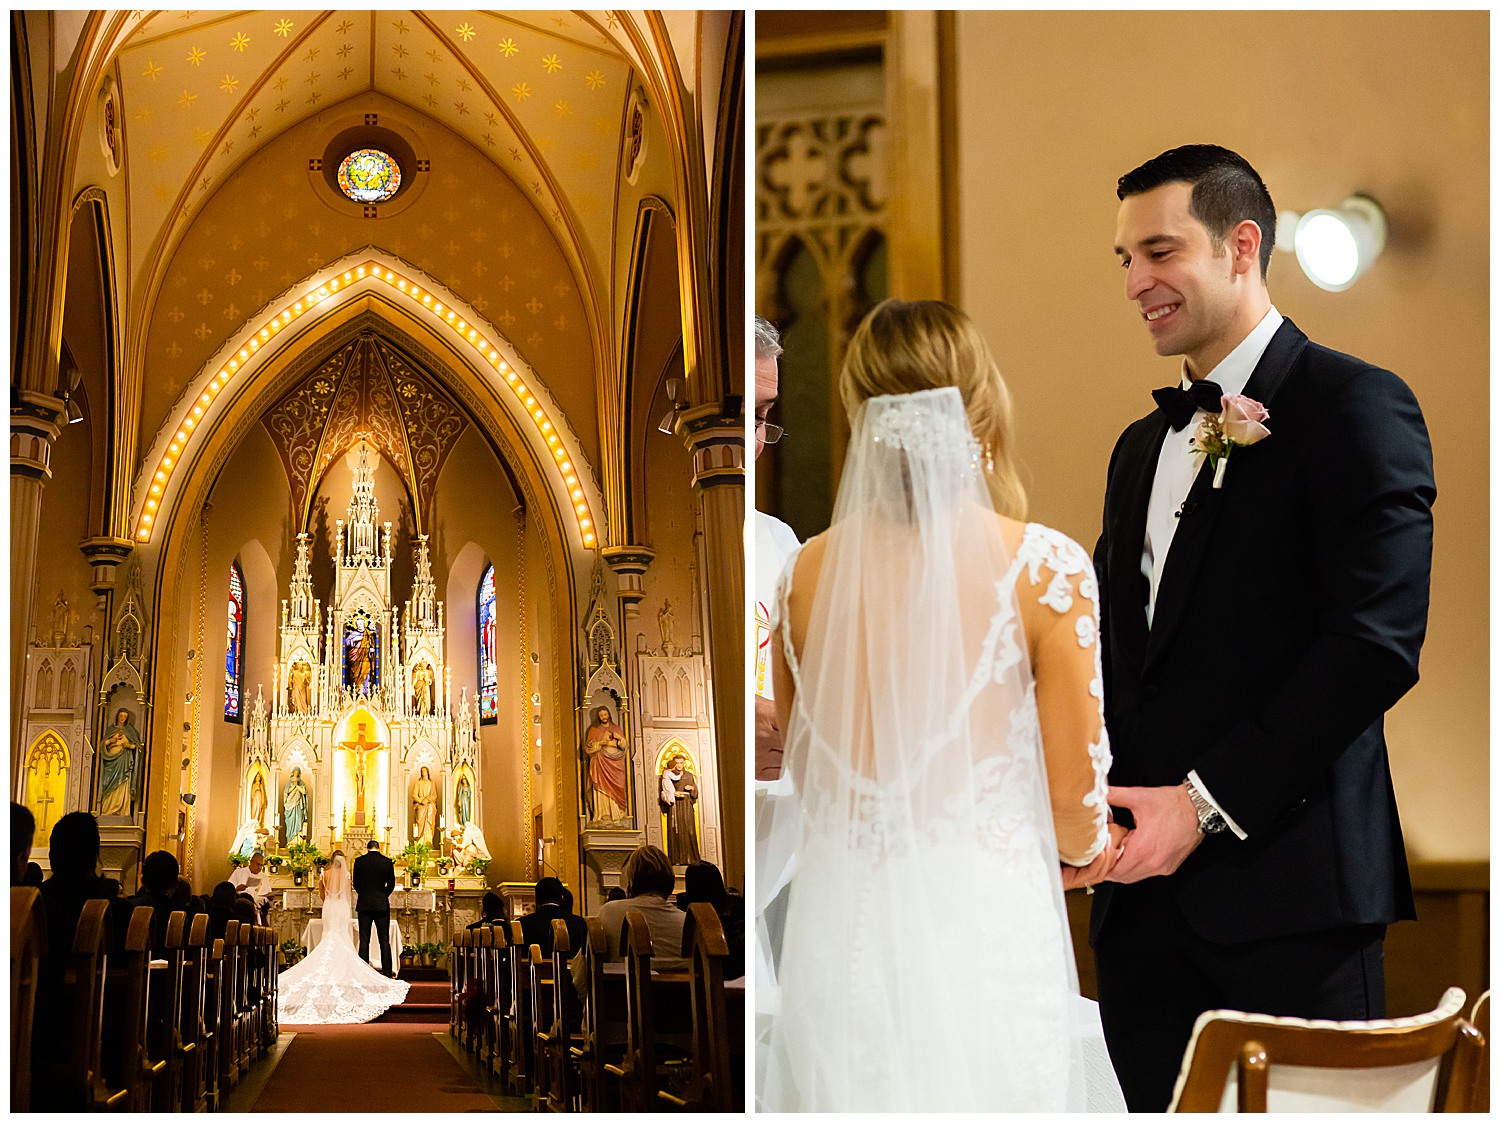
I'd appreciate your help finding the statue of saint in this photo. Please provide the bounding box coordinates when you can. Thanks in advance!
[658,599,676,648]
[411,661,434,716]
[660,753,701,866]
[287,660,312,714]
[344,618,377,694]
[454,775,473,828]
[411,766,438,842]
[584,705,629,823]
[446,821,491,870]
[282,766,309,841]
[52,591,69,645]
[98,707,141,816]
[249,770,267,827]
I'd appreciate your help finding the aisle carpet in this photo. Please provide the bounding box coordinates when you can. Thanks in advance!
[250,967,522,1112]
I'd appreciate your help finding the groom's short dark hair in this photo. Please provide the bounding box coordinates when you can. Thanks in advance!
[366,840,380,850]
[1117,144,1277,280]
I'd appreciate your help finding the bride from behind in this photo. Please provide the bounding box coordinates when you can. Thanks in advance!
[760,300,1127,1111]
[278,850,410,1024]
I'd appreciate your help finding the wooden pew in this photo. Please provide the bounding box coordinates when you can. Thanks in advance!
[529,943,556,1110]
[62,898,126,1110]
[153,910,188,1110]
[660,903,736,1111]
[449,930,466,1042]
[238,923,257,1067]
[179,913,211,1112]
[541,918,586,1112]
[11,886,46,1111]
[105,904,164,1111]
[263,925,280,1049]
[218,920,241,1088]
[204,935,226,1108]
[604,910,662,1111]
[573,917,614,1113]
[504,920,531,1095]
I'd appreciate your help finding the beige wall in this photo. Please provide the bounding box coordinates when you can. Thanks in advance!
[951,11,1487,860]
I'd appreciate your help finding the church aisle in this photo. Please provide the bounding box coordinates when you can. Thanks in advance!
[243,1021,525,1112]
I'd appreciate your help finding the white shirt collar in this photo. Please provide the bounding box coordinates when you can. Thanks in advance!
[1180,306,1284,396]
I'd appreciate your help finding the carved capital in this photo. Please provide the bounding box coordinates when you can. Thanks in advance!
[11,391,65,481]
[601,545,656,616]
[80,536,136,596]
[675,402,745,491]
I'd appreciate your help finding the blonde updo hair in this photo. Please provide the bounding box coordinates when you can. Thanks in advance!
[839,299,1027,519]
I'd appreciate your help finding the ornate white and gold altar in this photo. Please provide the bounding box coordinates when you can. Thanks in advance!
[12,11,746,938]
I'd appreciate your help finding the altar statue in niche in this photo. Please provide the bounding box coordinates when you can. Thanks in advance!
[343,615,379,694]
[98,707,142,816]
[411,765,438,842]
[287,660,313,714]
[250,771,268,827]
[454,774,473,828]
[583,704,630,823]
[660,752,701,866]
[282,766,309,842]
[658,599,676,648]
[341,722,380,824]
[411,661,435,716]
[447,820,491,870]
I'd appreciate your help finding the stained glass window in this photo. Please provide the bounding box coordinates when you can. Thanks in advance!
[337,148,402,203]
[478,564,498,724]
[225,561,245,722]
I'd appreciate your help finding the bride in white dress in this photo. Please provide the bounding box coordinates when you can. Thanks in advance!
[759,300,1128,1111]
[278,851,410,1024]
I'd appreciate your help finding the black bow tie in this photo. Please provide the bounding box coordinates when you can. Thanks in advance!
[1152,380,1224,431]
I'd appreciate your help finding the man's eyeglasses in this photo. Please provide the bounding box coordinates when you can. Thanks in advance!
[755,418,785,445]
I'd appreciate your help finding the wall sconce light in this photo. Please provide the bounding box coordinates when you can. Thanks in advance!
[1278,195,1387,292]
[657,378,683,435]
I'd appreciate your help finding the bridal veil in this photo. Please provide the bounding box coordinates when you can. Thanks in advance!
[758,387,1086,1111]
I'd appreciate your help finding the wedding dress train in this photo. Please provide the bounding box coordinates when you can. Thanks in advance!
[276,855,409,1025]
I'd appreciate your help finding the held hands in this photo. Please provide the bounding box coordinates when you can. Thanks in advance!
[1060,821,1130,891]
[1102,784,1204,884]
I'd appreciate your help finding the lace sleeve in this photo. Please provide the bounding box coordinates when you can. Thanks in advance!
[1021,526,1111,866]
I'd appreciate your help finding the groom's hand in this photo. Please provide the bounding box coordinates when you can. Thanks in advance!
[1103,785,1203,883]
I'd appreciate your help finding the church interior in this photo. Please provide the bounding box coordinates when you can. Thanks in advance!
[757,1,1486,1045]
[13,9,744,1110]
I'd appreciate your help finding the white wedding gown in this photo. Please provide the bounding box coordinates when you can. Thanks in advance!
[277,856,410,1024]
[758,388,1126,1112]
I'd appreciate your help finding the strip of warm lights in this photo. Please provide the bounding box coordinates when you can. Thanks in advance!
[135,260,597,550]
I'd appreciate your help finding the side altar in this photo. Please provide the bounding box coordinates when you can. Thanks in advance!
[229,440,491,873]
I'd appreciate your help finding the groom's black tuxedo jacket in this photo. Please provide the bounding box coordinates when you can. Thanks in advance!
[1091,318,1433,946]
[352,850,396,914]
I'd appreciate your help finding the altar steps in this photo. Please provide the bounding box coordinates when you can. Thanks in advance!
[376,975,451,1023]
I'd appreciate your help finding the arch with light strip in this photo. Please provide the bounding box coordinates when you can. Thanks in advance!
[131,252,605,554]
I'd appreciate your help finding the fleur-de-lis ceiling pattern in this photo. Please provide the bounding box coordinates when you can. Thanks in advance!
[261,331,468,532]
[117,11,635,291]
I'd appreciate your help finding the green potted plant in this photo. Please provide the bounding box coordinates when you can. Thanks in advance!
[228,852,250,869]
[279,937,306,967]
[468,857,490,878]
[286,839,325,887]
[434,855,453,876]
[267,855,285,874]
[398,840,432,887]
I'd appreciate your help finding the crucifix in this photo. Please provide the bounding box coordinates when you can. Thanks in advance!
[340,721,381,826]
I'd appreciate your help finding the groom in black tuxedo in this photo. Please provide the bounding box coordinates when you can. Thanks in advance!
[1091,145,1433,1110]
[353,839,397,976]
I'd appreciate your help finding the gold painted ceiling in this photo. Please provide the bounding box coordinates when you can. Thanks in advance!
[116,10,640,296]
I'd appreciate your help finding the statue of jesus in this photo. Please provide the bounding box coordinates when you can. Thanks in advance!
[341,721,381,824]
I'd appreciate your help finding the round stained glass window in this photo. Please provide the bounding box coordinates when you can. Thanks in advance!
[337,148,402,203]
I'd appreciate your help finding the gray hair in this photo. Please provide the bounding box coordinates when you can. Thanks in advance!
[251,849,266,859]
[754,315,783,361]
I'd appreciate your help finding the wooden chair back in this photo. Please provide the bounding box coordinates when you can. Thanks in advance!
[576,916,613,1113]
[529,943,556,1109]
[205,936,226,1106]
[65,898,126,1109]
[506,920,531,1094]
[237,923,257,1066]
[546,918,582,1112]
[604,909,659,1111]
[10,887,46,1111]
[659,903,734,1111]
[486,925,507,1076]
[1170,987,1484,1112]
[107,904,161,1111]
[153,910,188,1110]
[263,925,280,1045]
[450,930,466,1040]
[218,920,241,1088]
[180,912,210,1112]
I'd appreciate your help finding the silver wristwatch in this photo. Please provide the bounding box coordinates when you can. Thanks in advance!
[1183,779,1227,835]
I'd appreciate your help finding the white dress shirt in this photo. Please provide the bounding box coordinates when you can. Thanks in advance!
[1141,305,1283,839]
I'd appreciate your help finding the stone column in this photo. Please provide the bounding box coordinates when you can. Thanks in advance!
[11,391,65,765]
[676,402,745,889]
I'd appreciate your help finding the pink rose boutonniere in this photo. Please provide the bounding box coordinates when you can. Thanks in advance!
[1190,394,1270,489]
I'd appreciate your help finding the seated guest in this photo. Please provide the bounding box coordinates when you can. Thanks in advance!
[559,885,576,914]
[22,861,43,887]
[605,886,626,903]
[228,849,272,921]
[467,890,504,930]
[207,881,239,942]
[126,850,196,954]
[589,845,688,978]
[12,801,35,885]
[519,876,588,958]
[232,893,258,927]
[677,861,745,981]
[34,811,120,1110]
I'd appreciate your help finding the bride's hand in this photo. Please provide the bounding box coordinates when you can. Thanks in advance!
[1059,822,1129,891]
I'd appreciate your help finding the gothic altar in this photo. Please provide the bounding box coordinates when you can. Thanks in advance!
[232,441,485,862]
